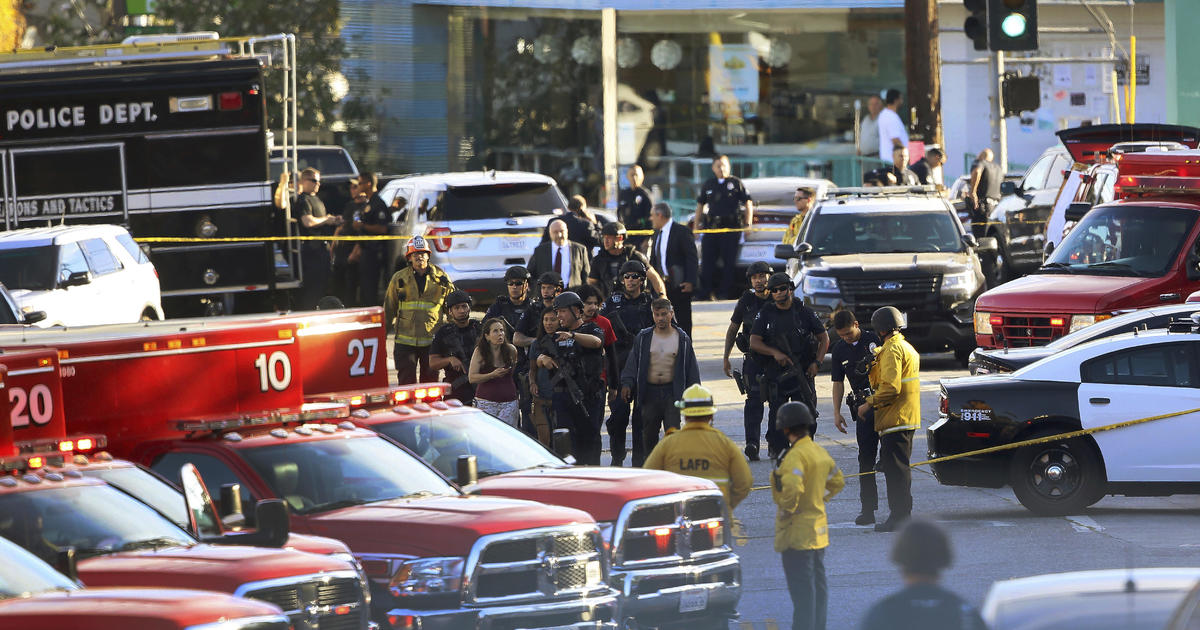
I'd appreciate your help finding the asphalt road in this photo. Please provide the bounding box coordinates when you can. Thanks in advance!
[677,300,1200,629]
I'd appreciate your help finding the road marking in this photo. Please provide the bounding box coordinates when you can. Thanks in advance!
[766,621,780,630]
[1067,515,1103,533]
[733,517,749,547]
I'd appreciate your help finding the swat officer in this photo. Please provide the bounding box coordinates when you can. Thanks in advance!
[429,290,483,405]
[643,384,752,516]
[535,291,606,464]
[695,154,754,300]
[749,273,829,460]
[722,261,773,461]
[588,222,666,299]
[772,401,844,630]
[856,306,920,533]
[830,310,883,526]
[485,266,537,426]
[513,272,564,349]
[600,259,657,466]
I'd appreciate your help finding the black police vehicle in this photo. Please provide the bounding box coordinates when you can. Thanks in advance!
[776,186,995,364]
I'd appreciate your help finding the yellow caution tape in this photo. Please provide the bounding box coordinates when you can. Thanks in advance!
[749,405,1200,490]
[133,226,790,244]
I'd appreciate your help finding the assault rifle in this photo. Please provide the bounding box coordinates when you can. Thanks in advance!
[540,337,586,411]
[441,326,474,393]
[758,329,818,415]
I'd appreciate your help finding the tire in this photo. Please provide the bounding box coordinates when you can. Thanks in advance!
[1009,434,1106,516]
[140,308,158,322]
[984,236,1012,288]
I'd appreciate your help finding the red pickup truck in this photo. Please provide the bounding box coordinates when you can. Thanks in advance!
[312,384,742,630]
[0,320,619,629]
[974,149,1200,348]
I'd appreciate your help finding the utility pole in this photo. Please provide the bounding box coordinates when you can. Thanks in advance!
[989,50,1008,172]
[905,0,943,148]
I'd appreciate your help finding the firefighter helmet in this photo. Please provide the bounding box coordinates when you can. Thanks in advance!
[601,221,627,237]
[405,236,432,258]
[746,261,773,278]
[871,306,907,333]
[445,290,472,309]
[774,401,816,433]
[674,384,716,417]
[551,291,583,311]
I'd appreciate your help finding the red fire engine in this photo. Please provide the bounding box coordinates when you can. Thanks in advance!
[0,317,620,629]
[975,148,1200,348]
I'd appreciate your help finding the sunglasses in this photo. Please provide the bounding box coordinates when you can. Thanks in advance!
[506,281,527,287]
[769,286,791,293]
[623,273,644,280]
[303,178,321,184]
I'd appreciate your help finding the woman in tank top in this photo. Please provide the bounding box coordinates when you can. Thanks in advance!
[469,317,519,426]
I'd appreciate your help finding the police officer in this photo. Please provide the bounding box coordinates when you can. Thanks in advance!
[722,261,772,461]
[830,310,883,526]
[353,173,390,305]
[513,272,564,349]
[384,236,455,385]
[535,291,606,465]
[772,402,844,630]
[643,384,752,516]
[429,290,482,405]
[856,306,920,533]
[749,273,830,460]
[695,154,754,300]
[861,520,987,630]
[600,259,656,466]
[618,164,654,252]
[588,222,666,299]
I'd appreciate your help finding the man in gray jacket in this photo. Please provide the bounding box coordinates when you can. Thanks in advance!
[619,298,701,454]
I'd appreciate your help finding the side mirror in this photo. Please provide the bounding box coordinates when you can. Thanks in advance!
[1188,250,1200,282]
[61,271,91,288]
[56,548,79,583]
[22,310,46,325]
[1000,180,1017,196]
[245,500,290,548]
[180,463,224,540]
[551,428,573,459]
[962,234,979,249]
[774,242,812,260]
[456,454,478,487]
[975,236,999,254]
[1043,241,1055,262]
[1065,202,1092,223]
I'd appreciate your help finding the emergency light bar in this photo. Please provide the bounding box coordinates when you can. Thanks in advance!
[172,403,350,433]
[15,434,108,456]
[311,384,446,409]
[0,452,65,474]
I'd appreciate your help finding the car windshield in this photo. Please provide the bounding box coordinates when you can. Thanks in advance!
[372,409,566,479]
[81,466,190,530]
[0,246,57,290]
[240,435,458,514]
[0,485,194,566]
[1042,205,1196,277]
[806,211,963,255]
[431,183,565,221]
[0,537,79,600]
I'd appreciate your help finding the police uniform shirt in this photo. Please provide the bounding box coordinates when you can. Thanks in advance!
[334,199,364,261]
[731,290,770,341]
[750,301,825,369]
[555,321,606,396]
[831,330,880,393]
[430,320,482,392]
[618,186,654,231]
[484,296,535,341]
[515,302,548,343]
[859,583,987,630]
[696,176,752,229]
[360,194,390,253]
[600,291,655,349]
[589,248,652,297]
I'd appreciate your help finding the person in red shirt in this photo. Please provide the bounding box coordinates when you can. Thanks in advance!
[575,285,617,382]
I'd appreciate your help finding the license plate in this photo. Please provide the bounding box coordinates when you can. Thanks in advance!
[678,587,708,613]
[586,560,601,585]
[502,237,526,249]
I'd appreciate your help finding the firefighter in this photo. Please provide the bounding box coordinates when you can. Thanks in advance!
[384,236,455,386]
[588,221,665,299]
[643,384,751,515]
[428,290,482,405]
[535,291,606,464]
[723,260,773,461]
[749,272,829,460]
[772,401,844,630]
[600,259,656,466]
[856,306,920,533]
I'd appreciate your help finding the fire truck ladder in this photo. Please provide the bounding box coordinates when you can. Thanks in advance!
[0,33,303,291]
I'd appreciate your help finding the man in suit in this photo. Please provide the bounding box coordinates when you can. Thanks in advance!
[528,219,590,288]
[649,203,698,337]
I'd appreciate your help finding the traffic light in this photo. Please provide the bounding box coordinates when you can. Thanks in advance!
[963,0,988,51]
[1002,74,1040,116]
[987,0,1038,51]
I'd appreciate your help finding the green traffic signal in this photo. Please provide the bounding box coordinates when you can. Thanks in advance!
[1000,13,1027,38]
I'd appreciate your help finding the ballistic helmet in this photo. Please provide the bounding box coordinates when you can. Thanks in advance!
[538,271,565,288]
[405,236,432,258]
[601,221,627,237]
[675,384,717,418]
[620,260,647,277]
[766,272,794,291]
[774,401,816,433]
[445,290,472,309]
[551,291,584,311]
[746,261,773,278]
[504,266,531,282]
[871,306,906,334]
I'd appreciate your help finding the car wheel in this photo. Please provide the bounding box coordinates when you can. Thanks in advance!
[140,308,158,321]
[1009,435,1105,516]
[984,240,1011,288]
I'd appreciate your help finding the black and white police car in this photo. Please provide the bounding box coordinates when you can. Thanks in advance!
[933,315,1200,515]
